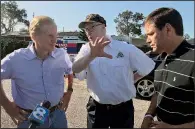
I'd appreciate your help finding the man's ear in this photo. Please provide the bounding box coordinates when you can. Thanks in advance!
[164,23,173,37]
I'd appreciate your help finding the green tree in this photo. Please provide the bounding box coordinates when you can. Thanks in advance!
[184,33,190,40]
[1,1,28,33]
[114,10,145,37]
[139,34,146,39]
[78,29,88,41]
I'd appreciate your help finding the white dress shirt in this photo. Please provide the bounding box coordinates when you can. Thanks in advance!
[75,36,155,105]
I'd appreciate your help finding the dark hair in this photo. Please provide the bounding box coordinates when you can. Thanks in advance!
[144,7,184,36]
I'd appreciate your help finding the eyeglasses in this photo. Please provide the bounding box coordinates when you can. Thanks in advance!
[84,23,102,33]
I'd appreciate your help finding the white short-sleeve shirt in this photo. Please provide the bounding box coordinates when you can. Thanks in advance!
[75,36,155,105]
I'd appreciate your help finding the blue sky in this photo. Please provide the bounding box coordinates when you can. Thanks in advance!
[15,1,194,38]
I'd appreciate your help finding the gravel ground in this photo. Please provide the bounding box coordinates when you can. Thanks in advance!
[1,79,150,128]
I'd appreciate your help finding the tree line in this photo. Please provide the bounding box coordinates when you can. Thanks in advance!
[1,1,192,41]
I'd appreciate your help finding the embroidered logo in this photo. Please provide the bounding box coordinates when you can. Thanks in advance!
[116,51,124,58]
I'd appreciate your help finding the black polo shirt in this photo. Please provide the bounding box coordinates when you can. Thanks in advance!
[154,40,195,125]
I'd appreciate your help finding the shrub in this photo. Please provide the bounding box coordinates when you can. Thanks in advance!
[1,37,28,59]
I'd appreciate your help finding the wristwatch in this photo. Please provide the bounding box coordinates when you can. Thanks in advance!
[67,87,73,92]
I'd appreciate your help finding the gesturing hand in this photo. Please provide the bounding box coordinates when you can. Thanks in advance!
[89,36,112,59]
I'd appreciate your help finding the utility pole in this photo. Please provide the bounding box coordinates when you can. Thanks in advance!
[33,12,35,18]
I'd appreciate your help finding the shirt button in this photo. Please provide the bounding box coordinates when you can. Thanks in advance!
[48,93,50,95]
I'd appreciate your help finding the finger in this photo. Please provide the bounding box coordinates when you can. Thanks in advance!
[17,120,23,126]
[58,105,63,110]
[102,52,113,59]
[16,114,26,121]
[64,107,67,112]
[101,41,111,48]
[97,36,104,44]
[19,109,28,115]
[10,117,18,125]
[89,41,93,48]
[94,37,99,45]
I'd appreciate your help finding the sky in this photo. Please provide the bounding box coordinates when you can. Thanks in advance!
[14,1,194,38]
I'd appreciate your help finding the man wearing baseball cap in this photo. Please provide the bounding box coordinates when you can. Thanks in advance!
[73,14,155,128]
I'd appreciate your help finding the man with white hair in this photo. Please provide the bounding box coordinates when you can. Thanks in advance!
[0,16,73,128]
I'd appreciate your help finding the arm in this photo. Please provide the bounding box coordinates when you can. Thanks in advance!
[59,51,74,111]
[72,44,95,74]
[72,44,90,80]
[129,45,155,81]
[0,55,13,108]
[0,54,27,122]
[145,92,157,115]
[64,50,74,91]
[173,121,195,128]
[66,74,73,91]
[0,83,11,108]
[134,72,144,83]
[141,93,158,128]
[72,53,95,73]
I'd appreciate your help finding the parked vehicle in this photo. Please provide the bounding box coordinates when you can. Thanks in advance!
[134,51,162,99]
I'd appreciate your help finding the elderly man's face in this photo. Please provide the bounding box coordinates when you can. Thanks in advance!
[33,24,57,53]
[84,22,106,42]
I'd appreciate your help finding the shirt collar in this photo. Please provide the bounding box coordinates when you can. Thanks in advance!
[159,40,188,59]
[171,40,188,57]
[106,35,114,49]
[27,43,56,60]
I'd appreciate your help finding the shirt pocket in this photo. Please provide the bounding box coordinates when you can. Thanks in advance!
[109,59,126,79]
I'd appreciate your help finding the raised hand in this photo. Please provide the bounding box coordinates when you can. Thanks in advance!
[89,36,112,59]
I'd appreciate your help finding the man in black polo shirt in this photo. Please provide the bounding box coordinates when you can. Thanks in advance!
[141,7,195,128]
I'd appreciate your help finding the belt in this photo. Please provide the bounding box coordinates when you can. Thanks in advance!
[91,96,133,110]
[20,102,61,114]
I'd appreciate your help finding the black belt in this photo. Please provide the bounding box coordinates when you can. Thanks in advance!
[91,97,133,110]
[20,102,61,114]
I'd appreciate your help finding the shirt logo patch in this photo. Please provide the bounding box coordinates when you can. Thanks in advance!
[173,77,176,81]
[116,51,124,58]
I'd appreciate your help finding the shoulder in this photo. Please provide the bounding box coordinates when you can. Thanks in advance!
[53,48,69,58]
[78,43,90,54]
[111,39,139,53]
[81,43,90,50]
[4,48,28,60]
[183,42,194,59]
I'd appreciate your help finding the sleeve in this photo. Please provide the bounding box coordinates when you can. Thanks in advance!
[129,45,155,76]
[74,44,89,80]
[1,54,13,80]
[64,51,73,75]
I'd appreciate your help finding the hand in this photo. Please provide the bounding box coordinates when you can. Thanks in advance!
[150,121,175,128]
[58,91,72,112]
[141,117,154,128]
[4,101,28,124]
[89,36,112,59]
